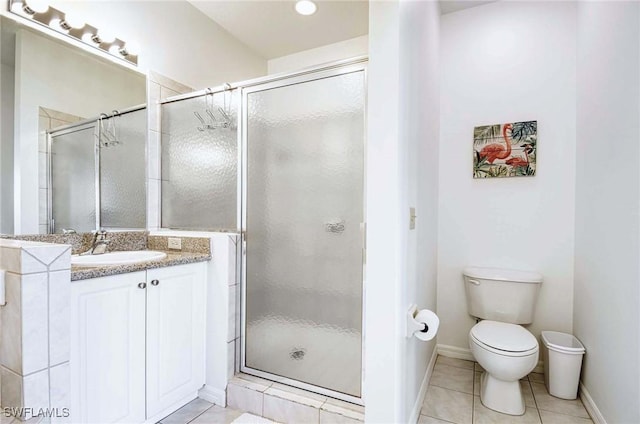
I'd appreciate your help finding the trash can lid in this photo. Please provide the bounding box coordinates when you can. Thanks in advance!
[541,331,585,354]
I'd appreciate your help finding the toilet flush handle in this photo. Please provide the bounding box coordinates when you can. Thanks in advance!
[468,279,481,285]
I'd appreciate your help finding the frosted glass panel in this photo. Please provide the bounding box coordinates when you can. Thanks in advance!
[100,109,146,228]
[50,126,96,233]
[161,92,237,230]
[245,71,365,397]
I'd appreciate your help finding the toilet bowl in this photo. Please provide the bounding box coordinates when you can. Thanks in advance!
[469,320,539,415]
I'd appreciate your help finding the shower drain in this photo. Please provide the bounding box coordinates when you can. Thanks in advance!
[289,348,306,360]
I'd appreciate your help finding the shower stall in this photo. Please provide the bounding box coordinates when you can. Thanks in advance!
[160,59,367,403]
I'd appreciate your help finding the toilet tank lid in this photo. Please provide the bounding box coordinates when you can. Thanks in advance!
[463,267,543,284]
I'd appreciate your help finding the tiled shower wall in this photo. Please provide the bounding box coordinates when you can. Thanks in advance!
[146,71,194,230]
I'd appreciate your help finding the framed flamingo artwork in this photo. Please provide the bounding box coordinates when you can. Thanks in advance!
[473,120,537,178]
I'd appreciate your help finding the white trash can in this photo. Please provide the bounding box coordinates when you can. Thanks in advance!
[541,331,585,400]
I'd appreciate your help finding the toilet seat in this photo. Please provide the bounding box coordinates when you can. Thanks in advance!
[470,320,538,357]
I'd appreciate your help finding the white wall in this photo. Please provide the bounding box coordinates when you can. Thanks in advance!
[47,0,267,89]
[399,1,440,422]
[365,1,439,422]
[0,63,13,235]
[13,29,146,234]
[438,2,577,350]
[267,35,368,75]
[574,3,640,423]
[364,3,402,420]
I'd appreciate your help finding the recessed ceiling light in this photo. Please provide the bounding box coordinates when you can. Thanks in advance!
[295,0,317,16]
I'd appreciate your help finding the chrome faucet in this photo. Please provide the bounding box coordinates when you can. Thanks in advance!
[81,230,110,255]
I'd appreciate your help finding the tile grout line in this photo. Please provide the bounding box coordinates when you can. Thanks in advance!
[184,403,215,424]
[429,382,474,396]
[471,370,476,424]
[529,379,544,423]
[46,262,52,417]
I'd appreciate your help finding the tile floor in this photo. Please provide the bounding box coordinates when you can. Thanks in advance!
[420,356,593,424]
[160,355,593,424]
[225,373,365,423]
[158,398,276,424]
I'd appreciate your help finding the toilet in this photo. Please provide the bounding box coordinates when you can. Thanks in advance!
[463,267,543,415]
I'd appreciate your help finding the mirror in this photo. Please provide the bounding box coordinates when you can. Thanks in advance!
[0,15,146,235]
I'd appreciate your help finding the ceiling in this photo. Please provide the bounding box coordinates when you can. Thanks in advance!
[188,0,369,60]
[439,0,497,15]
[188,0,496,60]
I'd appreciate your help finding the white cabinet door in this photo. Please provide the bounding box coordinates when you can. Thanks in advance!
[70,271,147,424]
[146,263,206,418]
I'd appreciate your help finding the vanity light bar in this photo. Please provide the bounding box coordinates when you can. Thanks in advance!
[7,0,138,66]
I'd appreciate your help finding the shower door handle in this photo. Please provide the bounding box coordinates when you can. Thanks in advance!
[325,220,345,233]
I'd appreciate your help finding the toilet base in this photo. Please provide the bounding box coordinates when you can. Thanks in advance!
[480,372,525,416]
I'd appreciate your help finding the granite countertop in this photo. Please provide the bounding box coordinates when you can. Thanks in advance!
[71,250,211,281]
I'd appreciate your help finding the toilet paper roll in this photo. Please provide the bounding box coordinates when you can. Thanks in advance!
[414,309,439,341]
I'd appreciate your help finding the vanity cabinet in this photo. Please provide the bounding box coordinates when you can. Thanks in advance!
[70,262,207,424]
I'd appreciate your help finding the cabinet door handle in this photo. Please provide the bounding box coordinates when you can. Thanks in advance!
[151,279,160,286]
[138,282,147,289]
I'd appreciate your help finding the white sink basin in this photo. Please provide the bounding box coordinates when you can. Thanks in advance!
[72,251,167,267]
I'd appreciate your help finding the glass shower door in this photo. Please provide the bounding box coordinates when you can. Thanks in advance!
[243,68,365,399]
[50,124,97,233]
[100,108,147,229]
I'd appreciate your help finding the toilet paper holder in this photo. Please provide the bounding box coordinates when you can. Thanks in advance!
[406,304,429,338]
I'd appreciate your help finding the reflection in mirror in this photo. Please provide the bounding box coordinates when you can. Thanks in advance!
[0,15,146,235]
[49,121,96,233]
[49,106,147,234]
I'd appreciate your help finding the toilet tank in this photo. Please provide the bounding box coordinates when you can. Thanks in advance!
[463,267,542,324]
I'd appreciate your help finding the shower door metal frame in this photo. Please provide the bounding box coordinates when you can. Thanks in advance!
[239,59,368,405]
[47,121,100,233]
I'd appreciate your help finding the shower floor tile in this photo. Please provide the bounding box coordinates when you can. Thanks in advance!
[420,355,594,424]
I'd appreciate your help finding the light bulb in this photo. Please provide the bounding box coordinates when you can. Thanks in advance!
[63,12,85,29]
[10,1,24,14]
[97,29,115,44]
[108,44,122,55]
[49,18,69,32]
[295,0,317,16]
[25,0,49,13]
[81,32,96,43]
[123,41,140,56]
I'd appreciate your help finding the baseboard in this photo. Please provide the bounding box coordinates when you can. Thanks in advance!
[437,344,475,361]
[532,361,544,374]
[409,346,439,424]
[199,384,226,406]
[144,391,198,424]
[579,382,607,424]
[437,344,544,373]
